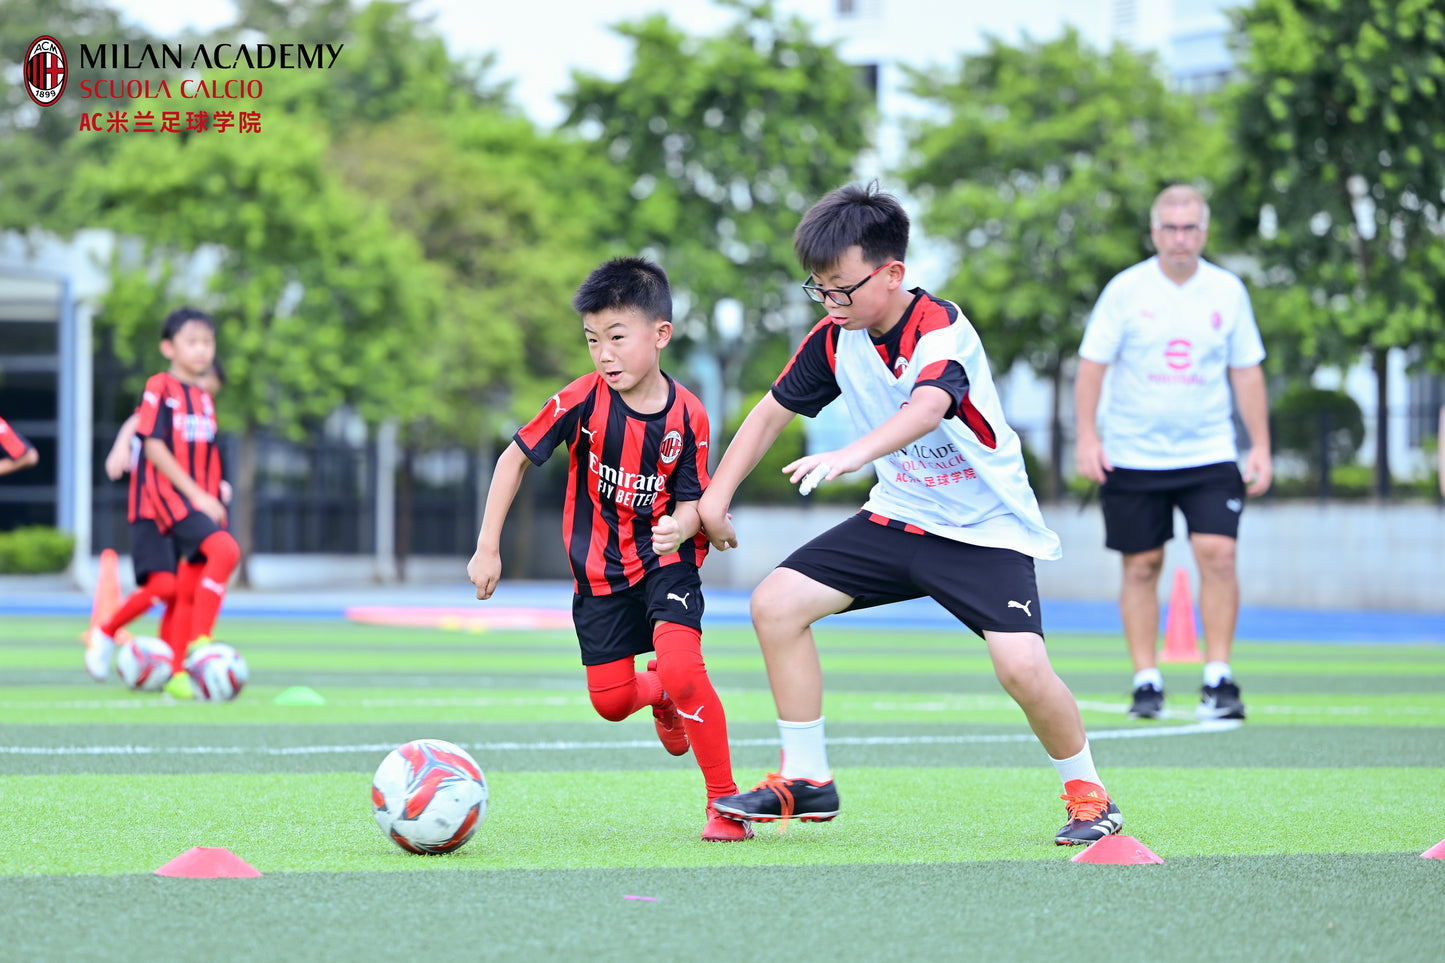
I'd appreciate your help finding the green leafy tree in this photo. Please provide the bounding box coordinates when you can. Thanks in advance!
[561,0,872,429]
[73,111,441,579]
[1229,0,1445,496]
[901,29,1219,498]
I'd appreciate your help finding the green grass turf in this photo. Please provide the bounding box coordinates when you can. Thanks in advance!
[1,615,1442,960]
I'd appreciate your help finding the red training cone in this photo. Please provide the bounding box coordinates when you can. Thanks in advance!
[154,847,262,878]
[81,549,131,645]
[1070,835,1163,864]
[1421,839,1445,859]
[1161,567,1202,663]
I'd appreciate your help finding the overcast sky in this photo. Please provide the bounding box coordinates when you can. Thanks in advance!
[101,0,774,127]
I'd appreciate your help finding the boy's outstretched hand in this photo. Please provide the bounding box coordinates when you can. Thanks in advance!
[468,547,502,600]
[697,495,737,551]
[783,447,866,495]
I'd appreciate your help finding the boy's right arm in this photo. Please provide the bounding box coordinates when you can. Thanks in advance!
[468,442,532,600]
[696,392,797,550]
[104,413,141,480]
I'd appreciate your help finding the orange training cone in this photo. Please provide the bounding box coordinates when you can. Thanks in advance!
[1421,839,1445,859]
[1070,835,1163,864]
[82,549,129,645]
[154,847,262,878]
[1161,567,1202,663]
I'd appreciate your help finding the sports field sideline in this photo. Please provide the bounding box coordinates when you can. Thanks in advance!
[1,582,1442,960]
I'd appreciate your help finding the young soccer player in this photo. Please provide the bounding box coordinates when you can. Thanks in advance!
[466,256,751,843]
[0,415,39,476]
[697,183,1124,845]
[86,309,239,698]
[87,361,228,683]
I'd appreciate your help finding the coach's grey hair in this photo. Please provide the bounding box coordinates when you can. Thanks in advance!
[1150,184,1211,229]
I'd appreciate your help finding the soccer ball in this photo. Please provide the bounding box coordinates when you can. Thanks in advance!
[115,635,174,691]
[185,641,249,702]
[372,739,489,854]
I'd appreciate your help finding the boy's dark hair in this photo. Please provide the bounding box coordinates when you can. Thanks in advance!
[571,257,672,322]
[794,182,910,277]
[161,306,215,340]
[208,356,227,386]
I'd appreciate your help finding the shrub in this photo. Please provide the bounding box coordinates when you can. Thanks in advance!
[1273,386,1365,477]
[0,526,75,574]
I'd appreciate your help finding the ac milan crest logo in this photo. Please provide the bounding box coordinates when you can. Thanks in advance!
[658,429,684,464]
[24,37,67,107]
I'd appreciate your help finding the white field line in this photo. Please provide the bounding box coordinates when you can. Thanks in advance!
[0,722,1240,757]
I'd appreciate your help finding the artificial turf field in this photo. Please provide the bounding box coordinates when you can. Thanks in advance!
[2,612,1443,961]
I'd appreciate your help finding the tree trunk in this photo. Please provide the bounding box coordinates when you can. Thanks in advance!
[235,428,258,587]
[395,444,413,582]
[1372,347,1390,500]
[1048,359,1064,502]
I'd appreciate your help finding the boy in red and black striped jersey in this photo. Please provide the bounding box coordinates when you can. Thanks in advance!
[467,257,750,843]
[0,415,39,477]
[85,309,239,697]
[86,361,228,683]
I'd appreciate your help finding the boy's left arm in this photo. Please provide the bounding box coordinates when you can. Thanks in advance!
[783,384,953,490]
[651,500,701,556]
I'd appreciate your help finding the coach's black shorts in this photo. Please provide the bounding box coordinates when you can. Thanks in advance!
[1100,461,1245,554]
[169,511,226,564]
[571,564,704,666]
[129,519,177,584]
[777,513,1044,640]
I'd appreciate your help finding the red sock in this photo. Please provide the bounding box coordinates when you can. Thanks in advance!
[190,531,239,640]
[586,657,664,721]
[101,571,176,638]
[653,622,738,800]
[167,561,203,668]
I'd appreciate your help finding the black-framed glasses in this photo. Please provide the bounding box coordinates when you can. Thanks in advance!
[801,262,891,306]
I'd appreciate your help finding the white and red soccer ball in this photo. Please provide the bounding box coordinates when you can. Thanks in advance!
[372,739,489,854]
[115,635,174,692]
[184,641,249,702]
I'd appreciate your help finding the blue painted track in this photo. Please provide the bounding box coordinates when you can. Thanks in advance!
[3,581,1442,644]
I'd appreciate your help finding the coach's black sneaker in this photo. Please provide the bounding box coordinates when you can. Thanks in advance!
[1055,780,1123,846]
[711,772,840,823]
[1127,684,1164,720]
[1196,679,1246,721]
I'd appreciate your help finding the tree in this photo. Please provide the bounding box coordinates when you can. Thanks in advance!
[561,0,873,429]
[1229,0,1445,497]
[73,110,441,580]
[901,29,1219,498]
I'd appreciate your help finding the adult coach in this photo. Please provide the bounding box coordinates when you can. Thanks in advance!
[1074,184,1272,722]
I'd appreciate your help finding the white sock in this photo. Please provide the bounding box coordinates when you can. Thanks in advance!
[1204,661,1231,687]
[1133,668,1164,691]
[777,717,830,781]
[1050,740,1103,789]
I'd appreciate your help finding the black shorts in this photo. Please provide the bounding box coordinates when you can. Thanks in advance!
[571,564,704,666]
[169,511,226,564]
[129,519,177,584]
[1100,461,1245,554]
[777,514,1044,639]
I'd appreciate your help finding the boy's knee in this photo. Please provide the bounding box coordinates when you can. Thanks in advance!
[199,530,239,570]
[652,651,704,706]
[587,685,637,722]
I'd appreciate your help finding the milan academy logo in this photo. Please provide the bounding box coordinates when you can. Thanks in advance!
[658,429,684,464]
[25,37,67,107]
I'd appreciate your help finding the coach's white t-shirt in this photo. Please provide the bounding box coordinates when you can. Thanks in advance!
[1079,257,1265,470]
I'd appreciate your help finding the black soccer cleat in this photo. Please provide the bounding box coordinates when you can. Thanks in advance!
[711,772,840,823]
[1055,780,1124,845]
[1196,679,1246,721]
[1128,684,1165,720]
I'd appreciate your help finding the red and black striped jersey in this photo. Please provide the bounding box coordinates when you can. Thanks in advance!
[135,372,221,533]
[514,372,710,596]
[0,416,33,459]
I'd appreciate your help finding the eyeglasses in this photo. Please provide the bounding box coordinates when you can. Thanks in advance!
[1155,223,1203,236]
[801,262,892,306]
